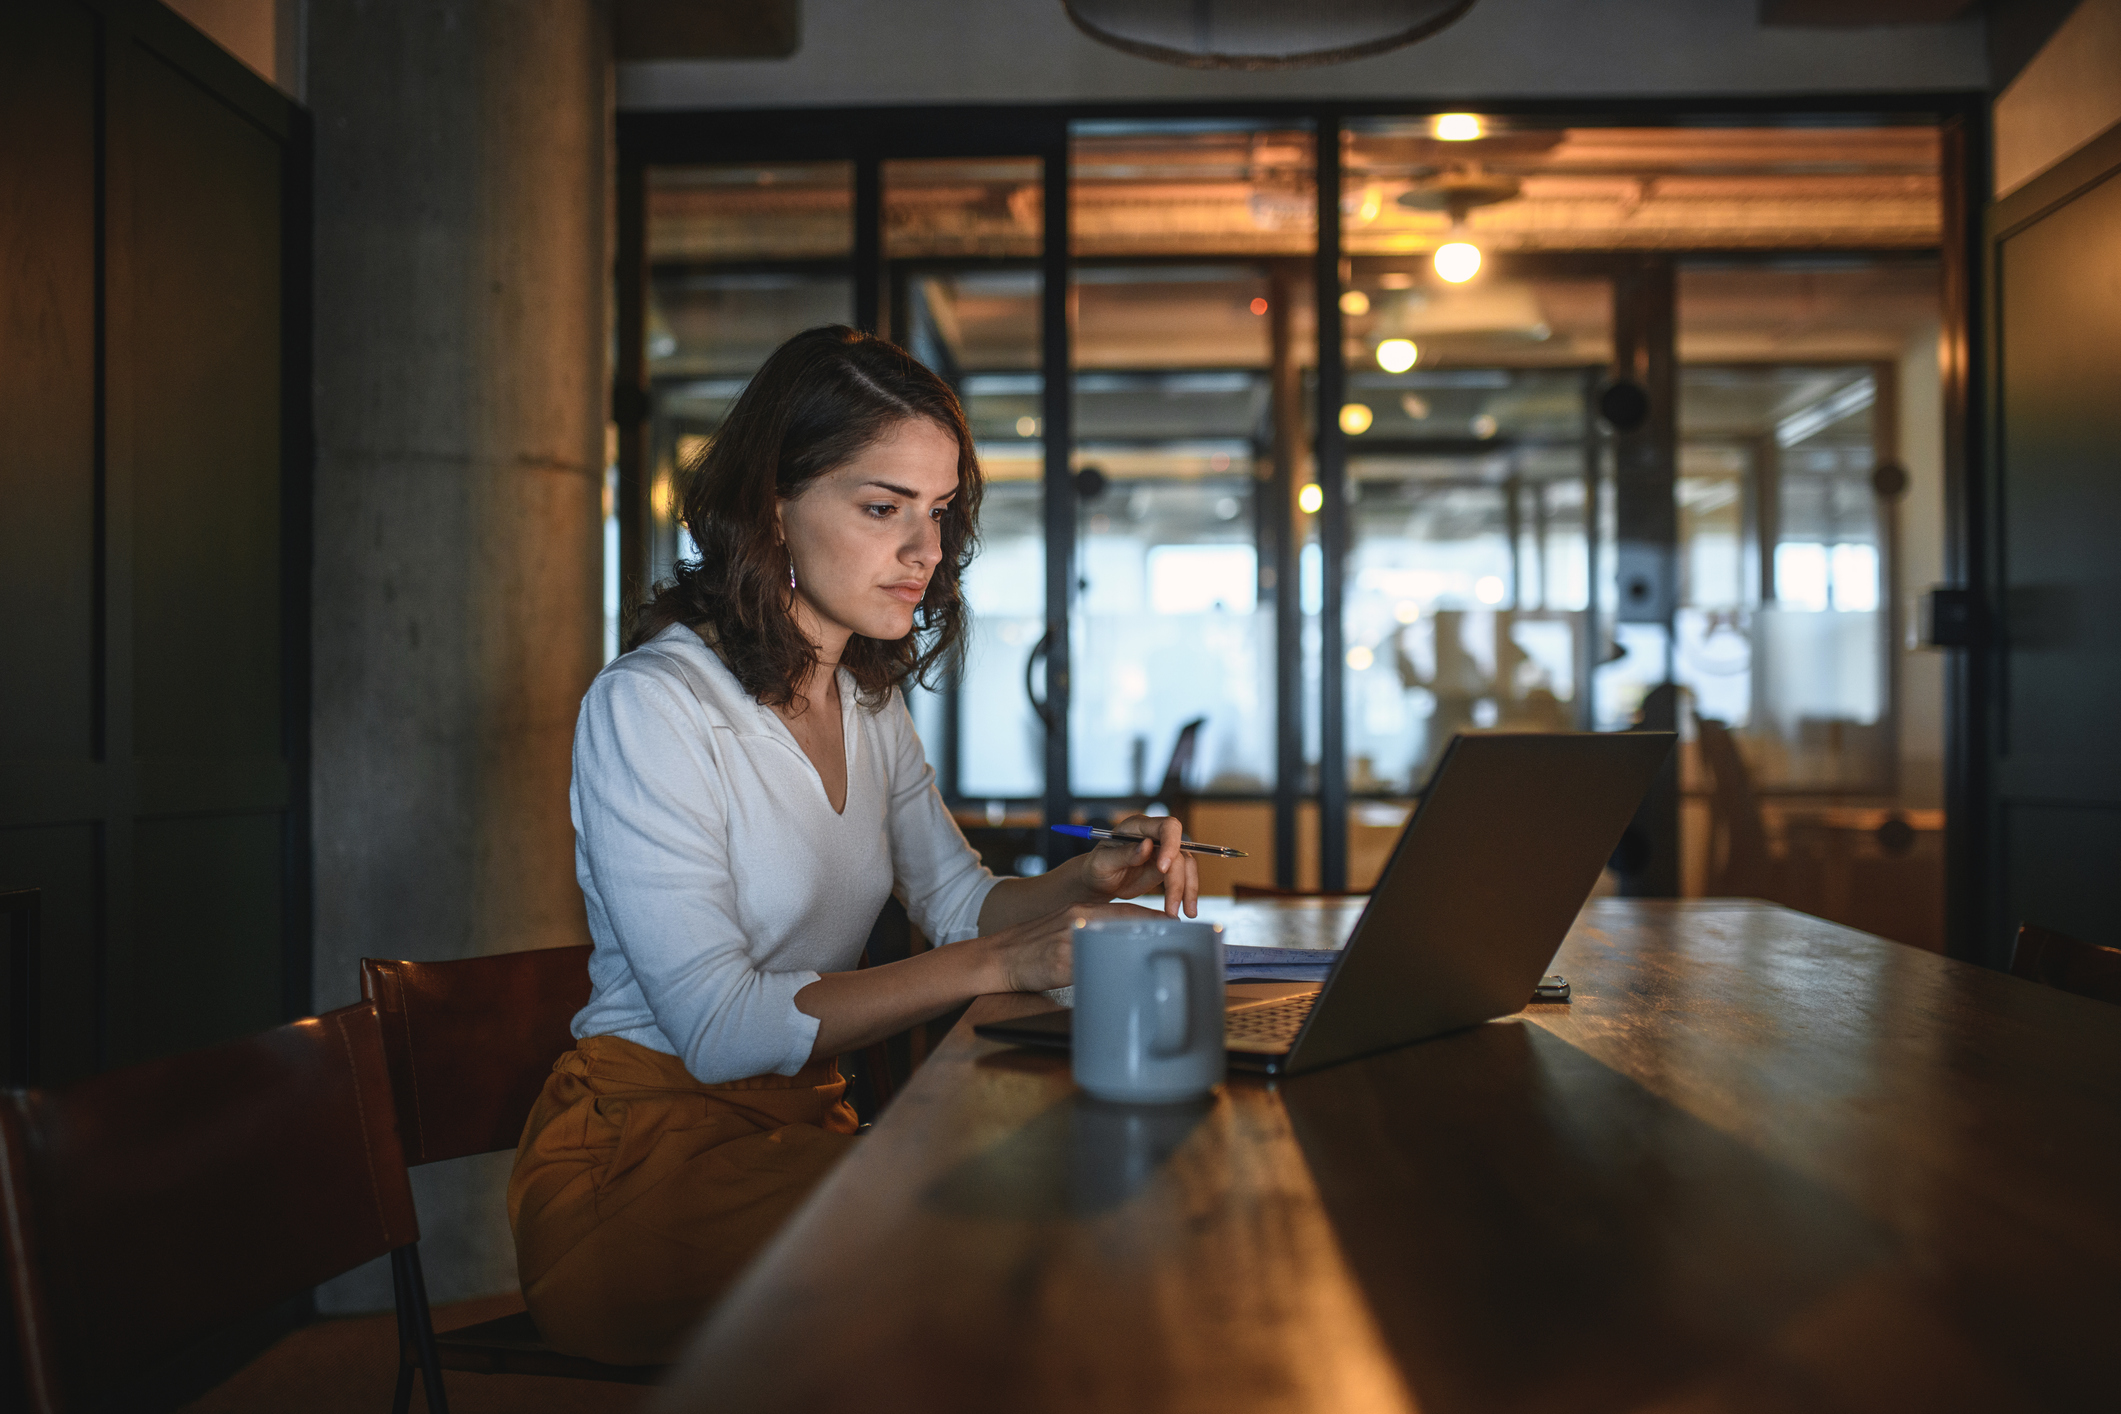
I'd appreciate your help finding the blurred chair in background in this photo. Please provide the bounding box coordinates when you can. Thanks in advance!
[1696,717,1784,900]
[1145,716,1206,836]
[2010,923,2121,1005]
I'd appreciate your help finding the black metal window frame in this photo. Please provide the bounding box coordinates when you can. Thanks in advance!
[614,92,1986,893]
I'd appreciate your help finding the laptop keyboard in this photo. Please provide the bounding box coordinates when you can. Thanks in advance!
[1223,992,1319,1053]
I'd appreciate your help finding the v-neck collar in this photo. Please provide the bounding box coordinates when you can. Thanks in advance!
[667,626,862,816]
[755,667,858,818]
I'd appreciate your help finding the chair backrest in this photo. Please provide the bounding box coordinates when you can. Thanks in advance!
[2010,923,2121,1005]
[1157,718,1206,806]
[1695,718,1775,896]
[360,946,593,1166]
[0,1003,417,1412]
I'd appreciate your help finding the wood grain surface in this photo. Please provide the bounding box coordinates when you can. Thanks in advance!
[649,900,2121,1414]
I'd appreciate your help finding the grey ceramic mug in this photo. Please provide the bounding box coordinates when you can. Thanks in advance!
[1071,918,1225,1104]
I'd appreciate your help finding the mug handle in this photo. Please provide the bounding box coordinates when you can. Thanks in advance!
[1147,951,1192,1057]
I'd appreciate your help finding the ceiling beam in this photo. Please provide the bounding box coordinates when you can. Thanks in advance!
[614,0,800,60]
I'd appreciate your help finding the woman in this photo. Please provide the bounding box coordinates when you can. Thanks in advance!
[509,325,1198,1365]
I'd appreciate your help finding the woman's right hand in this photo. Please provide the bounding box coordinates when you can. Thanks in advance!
[985,900,1168,994]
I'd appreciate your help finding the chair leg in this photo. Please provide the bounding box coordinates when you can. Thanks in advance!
[392,1245,451,1414]
[388,1248,418,1414]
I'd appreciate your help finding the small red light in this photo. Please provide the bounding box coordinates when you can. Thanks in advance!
[1249,297,1269,315]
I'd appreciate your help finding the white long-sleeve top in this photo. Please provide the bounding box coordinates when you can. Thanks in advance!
[568,624,999,1083]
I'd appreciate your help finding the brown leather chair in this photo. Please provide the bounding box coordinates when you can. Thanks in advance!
[2010,923,2121,1005]
[1231,883,1369,900]
[359,946,668,1400]
[0,1003,449,1414]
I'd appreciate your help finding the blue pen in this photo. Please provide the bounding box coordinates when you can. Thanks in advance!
[1050,824,1249,859]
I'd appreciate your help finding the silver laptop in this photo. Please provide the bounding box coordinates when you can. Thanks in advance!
[975,730,1674,1076]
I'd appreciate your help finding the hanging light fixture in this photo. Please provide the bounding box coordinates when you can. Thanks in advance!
[1064,0,1479,69]
[1433,241,1481,283]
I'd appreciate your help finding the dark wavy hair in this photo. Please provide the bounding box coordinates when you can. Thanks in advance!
[627,326,983,711]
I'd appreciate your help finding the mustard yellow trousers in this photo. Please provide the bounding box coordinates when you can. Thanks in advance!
[507,1034,858,1365]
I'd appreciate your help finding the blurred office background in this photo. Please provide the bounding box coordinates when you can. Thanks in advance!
[629,110,1954,949]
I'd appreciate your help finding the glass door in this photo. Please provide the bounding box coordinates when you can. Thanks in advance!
[881,157,1052,873]
[1064,122,1318,887]
[620,110,1950,905]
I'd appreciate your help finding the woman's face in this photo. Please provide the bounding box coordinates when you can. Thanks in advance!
[777,417,962,653]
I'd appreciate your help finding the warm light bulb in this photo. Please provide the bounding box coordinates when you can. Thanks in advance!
[1475,575,1507,605]
[1434,242,1482,283]
[1339,289,1371,316]
[1346,645,1375,671]
[1375,338,1418,373]
[1433,113,1483,141]
[1394,600,1421,624]
[1015,416,1039,437]
[1298,483,1324,514]
[1249,297,1269,315]
[1338,403,1374,435]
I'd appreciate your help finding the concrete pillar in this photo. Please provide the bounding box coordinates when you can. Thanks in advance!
[307,0,608,1310]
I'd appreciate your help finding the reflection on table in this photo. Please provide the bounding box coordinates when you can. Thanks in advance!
[650,899,2121,1414]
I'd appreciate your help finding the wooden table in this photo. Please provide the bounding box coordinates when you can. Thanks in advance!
[650,900,2121,1413]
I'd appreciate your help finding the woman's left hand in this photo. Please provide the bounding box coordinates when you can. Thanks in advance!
[1080,813,1199,918]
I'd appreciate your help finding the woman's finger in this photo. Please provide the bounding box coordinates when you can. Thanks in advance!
[1157,814,1183,876]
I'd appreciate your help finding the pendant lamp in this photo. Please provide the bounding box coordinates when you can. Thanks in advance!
[1064,0,1478,70]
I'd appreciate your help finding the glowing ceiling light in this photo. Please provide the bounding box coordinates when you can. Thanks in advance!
[1475,574,1507,605]
[1433,113,1483,141]
[1434,241,1481,283]
[1016,416,1040,437]
[1346,645,1375,671]
[1298,482,1324,514]
[1375,338,1419,373]
[1394,599,1421,624]
[1339,403,1374,435]
[1339,289,1371,316]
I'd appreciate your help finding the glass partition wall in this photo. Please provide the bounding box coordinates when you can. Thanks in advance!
[619,107,1953,927]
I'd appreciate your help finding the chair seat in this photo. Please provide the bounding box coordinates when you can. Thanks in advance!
[433,1310,666,1385]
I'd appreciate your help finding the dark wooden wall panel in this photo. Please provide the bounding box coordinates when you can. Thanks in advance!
[0,0,308,1083]
[127,48,285,762]
[118,813,283,1066]
[0,825,101,1083]
[0,2,99,764]
[1987,126,2121,960]
[1997,173,2121,770]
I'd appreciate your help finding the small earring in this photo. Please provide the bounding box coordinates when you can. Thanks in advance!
[787,553,797,591]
